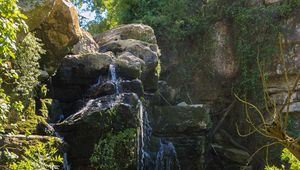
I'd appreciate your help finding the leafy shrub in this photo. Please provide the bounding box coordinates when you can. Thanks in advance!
[12,33,45,103]
[7,138,63,170]
[90,128,136,170]
[265,148,300,170]
[0,0,27,133]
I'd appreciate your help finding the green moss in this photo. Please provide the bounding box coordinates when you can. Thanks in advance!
[90,128,137,170]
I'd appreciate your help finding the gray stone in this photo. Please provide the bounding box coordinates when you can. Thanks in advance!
[116,52,145,80]
[53,52,114,86]
[53,93,139,169]
[211,21,237,78]
[94,24,157,46]
[100,39,160,91]
[152,105,211,135]
[156,81,177,105]
[120,79,144,97]
[38,69,50,82]
[86,81,116,99]
[264,0,282,4]
[211,144,250,165]
[285,13,300,44]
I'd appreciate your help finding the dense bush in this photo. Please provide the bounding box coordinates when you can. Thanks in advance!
[90,128,136,170]
[6,138,63,170]
[0,0,27,133]
[13,33,45,103]
[265,148,300,170]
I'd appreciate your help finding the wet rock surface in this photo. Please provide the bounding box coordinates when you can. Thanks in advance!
[54,93,139,168]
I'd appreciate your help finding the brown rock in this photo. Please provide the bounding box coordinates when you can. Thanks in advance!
[35,0,82,74]
[71,29,99,55]
[18,0,56,31]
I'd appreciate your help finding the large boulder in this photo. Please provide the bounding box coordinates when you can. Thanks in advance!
[151,105,211,135]
[53,52,114,86]
[52,52,114,102]
[115,52,145,80]
[35,0,82,74]
[94,24,157,46]
[54,93,140,169]
[18,0,55,31]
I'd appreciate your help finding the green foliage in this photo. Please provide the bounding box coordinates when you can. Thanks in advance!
[1,33,45,133]
[90,128,136,170]
[0,2,44,134]
[79,0,300,100]
[12,33,45,102]
[229,1,300,100]
[0,0,28,133]
[265,148,300,170]
[13,99,47,135]
[8,138,63,170]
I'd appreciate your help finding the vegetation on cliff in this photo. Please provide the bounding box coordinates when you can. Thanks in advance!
[2,0,300,169]
[74,0,300,168]
[90,128,136,170]
[0,1,62,169]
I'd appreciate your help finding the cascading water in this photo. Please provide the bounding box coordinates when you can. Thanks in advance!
[54,132,70,170]
[49,77,70,170]
[137,101,153,170]
[137,101,180,170]
[109,64,120,94]
[155,139,181,170]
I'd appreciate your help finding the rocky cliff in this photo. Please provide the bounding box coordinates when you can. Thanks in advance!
[2,0,300,170]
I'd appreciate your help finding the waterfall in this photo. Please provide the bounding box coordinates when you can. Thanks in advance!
[155,139,181,170]
[138,101,153,170]
[109,64,120,94]
[138,101,181,170]
[54,132,71,170]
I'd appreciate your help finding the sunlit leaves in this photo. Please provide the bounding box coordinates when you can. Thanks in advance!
[0,0,27,133]
[9,139,63,170]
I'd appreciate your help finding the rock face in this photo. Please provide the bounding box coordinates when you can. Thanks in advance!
[211,21,237,79]
[54,93,139,169]
[152,105,211,135]
[99,39,161,91]
[48,23,163,169]
[150,105,211,170]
